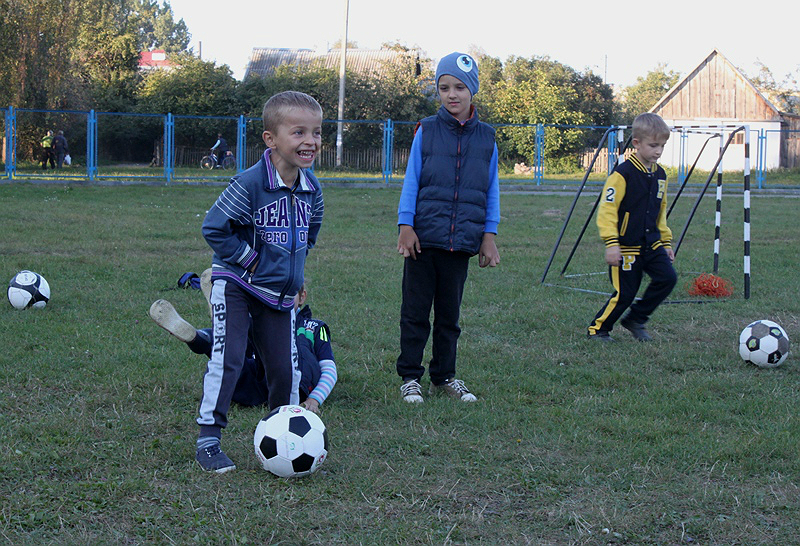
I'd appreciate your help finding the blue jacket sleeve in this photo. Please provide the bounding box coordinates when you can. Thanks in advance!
[397,127,424,226]
[484,144,501,234]
[306,184,324,249]
[201,179,258,269]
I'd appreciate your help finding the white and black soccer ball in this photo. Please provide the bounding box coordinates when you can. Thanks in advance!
[8,270,50,310]
[254,405,328,478]
[739,320,790,368]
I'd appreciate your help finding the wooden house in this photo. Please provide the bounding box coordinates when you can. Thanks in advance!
[650,49,800,171]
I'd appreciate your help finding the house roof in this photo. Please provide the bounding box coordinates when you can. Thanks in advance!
[244,47,424,80]
[650,48,783,121]
[139,50,173,70]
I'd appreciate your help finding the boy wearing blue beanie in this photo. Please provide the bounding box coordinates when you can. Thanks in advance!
[396,52,501,403]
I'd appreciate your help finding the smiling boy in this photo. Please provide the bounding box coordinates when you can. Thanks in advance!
[587,112,677,342]
[195,91,324,473]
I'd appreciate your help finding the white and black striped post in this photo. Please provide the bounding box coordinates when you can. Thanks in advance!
[743,126,751,299]
[713,126,724,273]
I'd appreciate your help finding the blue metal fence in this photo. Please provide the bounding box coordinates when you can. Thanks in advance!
[1,106,784,186]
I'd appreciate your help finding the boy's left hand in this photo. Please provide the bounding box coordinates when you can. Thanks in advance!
[666,248,675,263]
[301,398,320,413]
[478,233,500,268]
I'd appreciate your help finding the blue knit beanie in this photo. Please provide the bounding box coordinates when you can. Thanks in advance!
[435,52,479,97]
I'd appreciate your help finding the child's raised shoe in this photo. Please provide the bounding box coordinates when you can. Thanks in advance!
[149,299,196,343]
[196,443,236,473]
[401,379,424,403]
[200,268,213,313]
[429,378,477,402]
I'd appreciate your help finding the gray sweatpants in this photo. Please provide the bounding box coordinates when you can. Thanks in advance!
[197,278,298,439]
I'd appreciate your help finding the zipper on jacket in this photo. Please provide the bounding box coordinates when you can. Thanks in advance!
[450,127,463,250]
[278,186,299,306]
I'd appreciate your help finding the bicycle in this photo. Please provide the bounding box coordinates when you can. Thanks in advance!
[200,150,235,170]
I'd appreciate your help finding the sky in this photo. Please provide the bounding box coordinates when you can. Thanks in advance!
[166,0,799,89]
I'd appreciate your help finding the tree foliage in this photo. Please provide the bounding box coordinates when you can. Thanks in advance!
[749,62,800,115]
[616,64,680,124]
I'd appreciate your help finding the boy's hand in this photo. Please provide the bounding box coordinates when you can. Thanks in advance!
[666,247,675,263]
[397,225,421,260]
[605,246,622,266]
[301,398,320,413]
[479,233,500,268]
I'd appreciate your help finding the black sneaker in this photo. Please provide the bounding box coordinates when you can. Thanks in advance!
[620,316,652,342]
[429,378,477,402]
[400,379,424,403]
[587,331,615,342]
[196,444,236,473]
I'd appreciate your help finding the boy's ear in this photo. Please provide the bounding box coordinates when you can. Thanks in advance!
[262,130,274,148]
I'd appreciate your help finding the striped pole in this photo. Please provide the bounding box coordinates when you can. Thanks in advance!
[743,126,751,299]
[713,127,723,273]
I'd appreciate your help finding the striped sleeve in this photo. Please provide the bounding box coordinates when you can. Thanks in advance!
[307,360,337,406]
[202,179,258,267]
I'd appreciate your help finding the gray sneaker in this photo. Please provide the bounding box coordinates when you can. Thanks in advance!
[429,378,477,402]
[149,299,197,343]
[196,444,236,473]
[401,379,424,403]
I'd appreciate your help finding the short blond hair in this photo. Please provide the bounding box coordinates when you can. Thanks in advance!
[262,91,323,132]
[632,113,670,141]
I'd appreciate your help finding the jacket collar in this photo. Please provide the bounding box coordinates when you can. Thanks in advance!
[436,104,478,130]
[261,148,317,192]
[629,154,656,173]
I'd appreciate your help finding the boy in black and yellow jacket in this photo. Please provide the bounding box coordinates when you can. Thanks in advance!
[588,113,677,342]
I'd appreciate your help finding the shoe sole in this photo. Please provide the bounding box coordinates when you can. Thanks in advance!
[200,268,213,315]
[149,299,196,343]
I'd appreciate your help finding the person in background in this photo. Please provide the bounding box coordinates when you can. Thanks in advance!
[53,130,69,169]
[40,130,55,170]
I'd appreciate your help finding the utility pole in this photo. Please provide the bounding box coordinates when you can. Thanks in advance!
[336,0,349,167]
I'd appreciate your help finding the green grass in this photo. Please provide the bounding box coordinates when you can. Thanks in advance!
[1,183,799,544]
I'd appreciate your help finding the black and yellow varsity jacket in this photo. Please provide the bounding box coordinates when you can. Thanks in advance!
[596,154,672,254]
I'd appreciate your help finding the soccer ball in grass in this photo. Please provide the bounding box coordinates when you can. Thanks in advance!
[254,405,328,478]
[7,270,50,310]
[738,320,790,368]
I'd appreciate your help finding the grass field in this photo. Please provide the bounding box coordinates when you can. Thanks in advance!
[1,183,799,545]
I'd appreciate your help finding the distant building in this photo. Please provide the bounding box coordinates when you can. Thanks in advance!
[244,47,426,80]
[650,49,800,171]
[139,50,174,71]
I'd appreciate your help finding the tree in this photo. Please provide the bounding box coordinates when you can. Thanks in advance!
[616,64,680,124]
[750,62,800,115]
[134,0,190,53]
[475,54,614,167]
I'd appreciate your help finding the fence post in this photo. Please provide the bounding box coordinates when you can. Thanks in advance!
[164,113,174,183]
[382,118,393,183]
[5,106,15,179]
[756,128,765,189]
[87,110,97,181]
[606,129,617,175]
[237,115,246,173]
[534,124,544,185]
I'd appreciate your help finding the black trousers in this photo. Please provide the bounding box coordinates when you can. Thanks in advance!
[41,148,55,169]
[396,248,470,385]
[588,245,677,334]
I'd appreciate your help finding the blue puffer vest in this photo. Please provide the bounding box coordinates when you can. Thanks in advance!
[414,106,495,255]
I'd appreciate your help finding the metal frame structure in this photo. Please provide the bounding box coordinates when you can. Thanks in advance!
[541,124,753,299]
